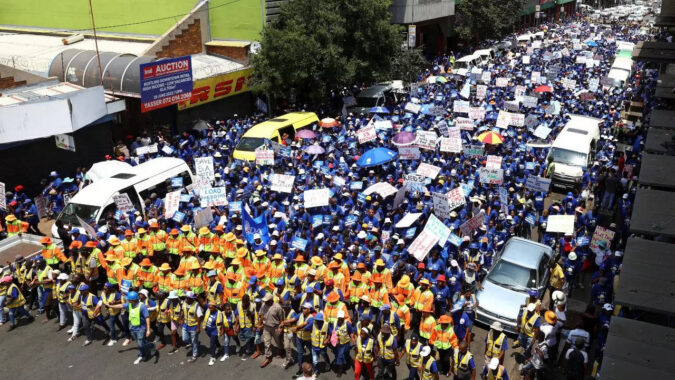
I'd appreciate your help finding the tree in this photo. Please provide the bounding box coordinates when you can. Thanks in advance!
[250,0,419,105]
[455,0,528,43]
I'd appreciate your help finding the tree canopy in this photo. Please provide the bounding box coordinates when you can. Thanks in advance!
[455,0,528,42]
[251,0,424,105]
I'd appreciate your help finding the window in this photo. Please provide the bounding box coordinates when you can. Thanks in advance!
[567,128,589,135]
[58,203,99,225]
[236,137,265,152]
[110,173,135,179]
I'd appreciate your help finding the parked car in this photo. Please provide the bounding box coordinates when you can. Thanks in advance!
[475,237,554,334]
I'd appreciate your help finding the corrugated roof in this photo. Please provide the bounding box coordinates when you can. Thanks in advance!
[0,81,118,106]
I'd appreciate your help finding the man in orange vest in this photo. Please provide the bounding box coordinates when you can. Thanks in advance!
[120,230,139,260]
[137,258,158,291]
[39,236,67,268]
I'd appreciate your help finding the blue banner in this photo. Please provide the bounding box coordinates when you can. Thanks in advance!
[180,194,192,203]
[525,214,536,226]
[172,211,185,223]
[291,236,308,251]
[139,56,193,112]
[229,201,242,214]
[242,204,269,244]
[345,215,358,226]
[448,233,462,247]
[405,227,417,238]
[351,181,363,190]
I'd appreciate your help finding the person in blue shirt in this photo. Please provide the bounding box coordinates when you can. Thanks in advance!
[327,309,355,376]
[481,357,510,380]
[108,290,157,364]
[451,341,476,380]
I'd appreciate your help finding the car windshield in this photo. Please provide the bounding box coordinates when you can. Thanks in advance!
[58,203,99,225]
[236,137,265,152]
[487,260,537,291]
[550,147,587,166]
[356,96,379,108]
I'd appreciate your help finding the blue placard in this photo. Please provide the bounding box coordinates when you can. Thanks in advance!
[337,134,345,143]
[120,279,132,295]
[172,211,185,223]
[171,177,184,188]
[313,161,324,169]
[357,193,367,203]
[577,236,590,246]
[525,162,536,170]
[280,146,292,158]
[405,227,417,238]
[448,233,462,247]
[229,201,242,214]
[525,214,536,226]
[312,215,323,228]
[350,181,363,190]
[291,236,308,251]
[180,194,192,203]
[114,210,123,221]
[323,215,331,224]
[345,215,358,226]
[320,166,330,175]
[139,56,193,112]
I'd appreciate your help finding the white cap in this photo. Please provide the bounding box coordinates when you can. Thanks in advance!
[337,310,345,318]
[420,346,431,357]
[568,252,577,261]
[316,233,325,240]
[603,303,614,311]
[527,303,536,312]
[57,273,69,281]
[450,259,458,267]
[139,289,149,297]
[489,357,500,370]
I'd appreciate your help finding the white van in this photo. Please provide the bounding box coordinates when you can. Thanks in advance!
[547,115,601,191]
[473,49,495,65]
[454,54,482,71]
[52,157,194,237]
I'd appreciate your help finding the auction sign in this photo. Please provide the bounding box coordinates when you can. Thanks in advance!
[140,56,193,112]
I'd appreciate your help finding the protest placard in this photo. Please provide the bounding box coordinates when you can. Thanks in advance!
[364,182,398,198]
[525,176,552,192]
[453,100,470,114]
[533,124,552,139]
[164,190,182,218]
[304,188,330,208]
[522,55,531,64]
[34,195,46,218]
[333,176,345,187]
[200,187,228,207]
[447,187,466,210]
[270,174,295,193]
[135,143,158,156]
[374,120,393,130]
[393,185,407,209]
[404,102,421,114]
[479,168,504,184]
[589,77,599,92]
[525,115,539,129]
[416,131,438,150]
[417,163,441,179]
[350,181,363,190]
[255,148,274,165]
[563,78,576,90]
[194,157,215,180]
[172,211,185,223]
[113,194,135,212]
[514,85,526,98]
[437,120,450,137]
[468,107,486,121]
[432,192,451,219]
[459,83,471,99]
[495,77,509,87]
[496,111,511,129]
[395,212,423,228]
[463,145,483,158]
[546,215,575,234]
[291,236,308,251]
[576,55,586,64]
[398,146,421,160]
[510,113,525,127]
[531,71,541,83]
[476,85,487,100]
[161,145,174,155]
[486,155,502,169]
[357,125,377,144]
[504,100,520,112]
[460,213,485,235]
[590,226,615,254]
[440,136,462,153]
[193,208,214,229]
[481,71,491,83]
[522,96,538,108]
[75,216,97,237]
[408,229,438,261]
[426,214,451,245]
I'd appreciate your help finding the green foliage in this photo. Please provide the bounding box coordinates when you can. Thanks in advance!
[455,0,528,42]
[251,0,424,104]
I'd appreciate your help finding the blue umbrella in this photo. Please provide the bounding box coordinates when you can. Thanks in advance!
[356,147,398,168]
[369,106,390,114]
[585,40,598,47]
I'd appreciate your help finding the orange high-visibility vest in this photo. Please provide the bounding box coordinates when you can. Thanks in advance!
[419,315,436,340]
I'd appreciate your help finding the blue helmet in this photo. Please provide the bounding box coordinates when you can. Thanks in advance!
[127,291,139,301]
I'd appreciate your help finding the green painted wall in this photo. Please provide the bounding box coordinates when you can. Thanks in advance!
[0,0,263,41]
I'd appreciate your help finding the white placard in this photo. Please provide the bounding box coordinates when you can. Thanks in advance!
[404,102,421,114]
[164,190,182,218]
[255,148,275,165]
[476,85,487,100]
[432,192,451,219]
[194,157,215,180]
[304,188,330,208]
[200,187,228,207]
[533,125,552,139]
[468,107,486,121]
[514,85,526,98]
[416,131,438,150]
[589,77,599,92]
[522,55,531,65]
[546,215,575,234]
[525,176,552,192]
[398,146,420,160]
[135,143,158,156]
[357,125,377,144]
[0,182,5,210]
[510,113,525,127]
[495,77,510,87]
[479,168,504,184]
[486,155,502,169]
[113,194,135,212]
[270,174,295,193]
[193,208,214,229]
[453,100,470,114]
[496,111,511,129]
[447,187,466,210]
[363,182,398,198]
[481,71,491,83]
[531,71,541,83]
[417,163,441,179]
[522,96,538,108]
[395,212,423,228]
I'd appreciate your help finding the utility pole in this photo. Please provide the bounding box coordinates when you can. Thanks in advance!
[87,0,104,86]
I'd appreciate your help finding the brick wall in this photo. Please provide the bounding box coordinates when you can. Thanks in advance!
[155,20,203,59]
[205,45,249,65]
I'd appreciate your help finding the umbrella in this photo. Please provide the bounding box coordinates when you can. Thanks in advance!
[319,118,340,128]
[585,40,598,47]
[356,147,398,168]
[534,85,553,93]
[296,129,317,139]
[369,106,390,114]
[477,131,505,145]
[304,144,325,155]
[392,131,416,146]
[436,76,448,83]
[192,120,211,131]
[425,76,438,84]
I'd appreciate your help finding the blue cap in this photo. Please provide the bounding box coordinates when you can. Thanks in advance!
[70,228,79,234]
[381,304,391,310]
[96,232,105,238]
[104,282,114,288]
[80,284,89,291]
[126,291,138,301]
[249,276,257,285]
[313,313,324,321]
[276,278,284,286]
[67,284,75,290]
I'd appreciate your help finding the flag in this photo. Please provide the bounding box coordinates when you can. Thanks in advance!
[242,203,270,244]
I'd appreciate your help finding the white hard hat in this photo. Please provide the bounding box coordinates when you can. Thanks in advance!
[489,357,500,370]
[568,252,578,261]
[337,310,345,318]
[552,290,567,306]
[420,345,432,357]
